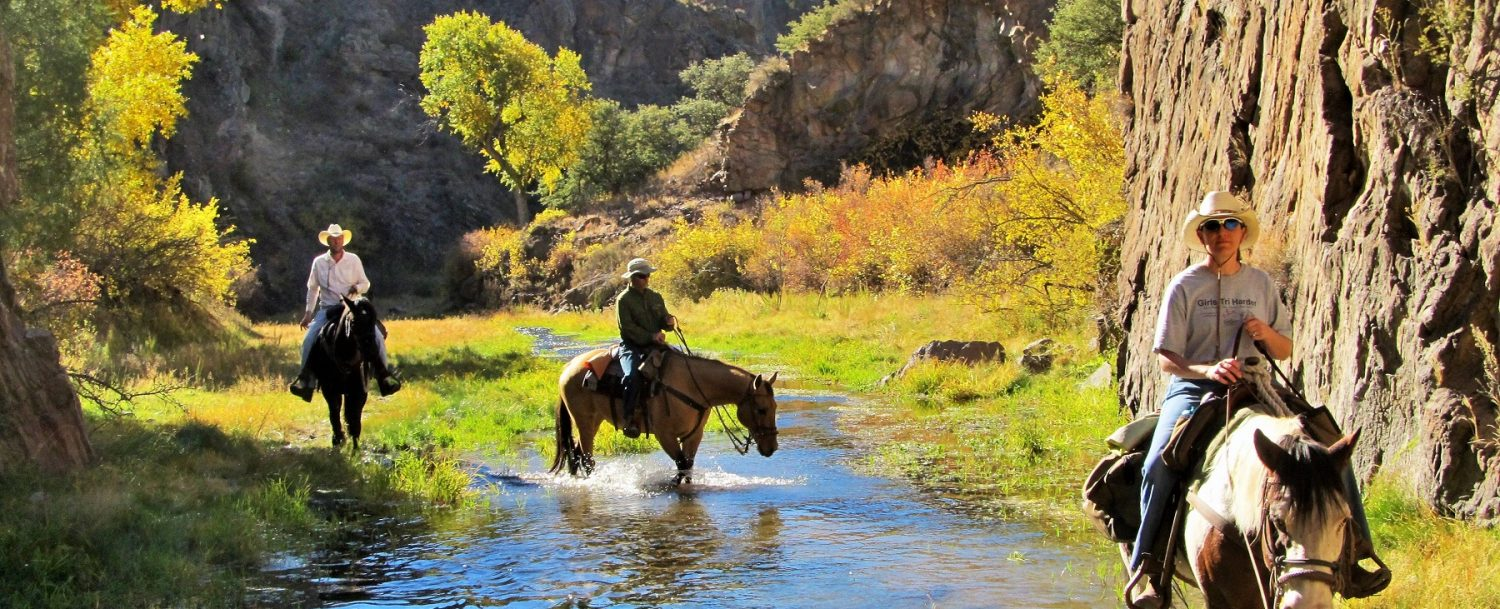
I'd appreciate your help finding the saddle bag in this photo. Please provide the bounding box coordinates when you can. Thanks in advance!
[1082,416,1157,543]
[1082,448,1146,542]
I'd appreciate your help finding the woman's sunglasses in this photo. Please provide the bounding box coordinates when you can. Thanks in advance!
[1197,218,1245,233]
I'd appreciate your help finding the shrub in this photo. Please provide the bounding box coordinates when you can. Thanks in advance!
[1035,0,1123,91]
[776,1,867,54]
[656,209,758,301]
[678,53,754,106]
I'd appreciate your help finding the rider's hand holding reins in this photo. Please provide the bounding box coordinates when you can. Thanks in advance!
[300,311,313,330]
[1203,358,1243,384]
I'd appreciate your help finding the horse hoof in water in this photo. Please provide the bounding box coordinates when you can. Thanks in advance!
[673,471,692,487]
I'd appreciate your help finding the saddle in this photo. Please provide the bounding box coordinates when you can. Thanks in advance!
[580,347,669,438]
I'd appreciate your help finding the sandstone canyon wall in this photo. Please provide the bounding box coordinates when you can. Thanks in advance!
[714,0,1054,193]
[1117,0,1499,520]
[160,0,813,314]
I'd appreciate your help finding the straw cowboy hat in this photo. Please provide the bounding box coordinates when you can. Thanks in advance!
[1181,191,1259,253]
[318,224,352,246]
[621,258,657,278]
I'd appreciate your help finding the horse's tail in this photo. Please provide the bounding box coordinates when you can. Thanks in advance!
[549,397,578,476]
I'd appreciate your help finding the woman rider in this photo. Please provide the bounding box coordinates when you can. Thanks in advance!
[1127,191,1386,608]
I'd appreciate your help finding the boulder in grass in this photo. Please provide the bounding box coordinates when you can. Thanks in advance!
[1020,338,1056,374]
[880,339,1006,385]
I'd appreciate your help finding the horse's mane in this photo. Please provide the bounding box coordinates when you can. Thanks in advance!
[670,350,750,376]
[1225,415,1347,532]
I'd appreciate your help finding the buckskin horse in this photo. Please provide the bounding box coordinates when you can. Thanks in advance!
[1132,408,1359,609]
[308,295,384,450]
[551,348,780,484]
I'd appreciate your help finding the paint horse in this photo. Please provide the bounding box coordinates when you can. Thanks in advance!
[552,347,779,484]
[308,295,384,449]
[1134,409,1360,609]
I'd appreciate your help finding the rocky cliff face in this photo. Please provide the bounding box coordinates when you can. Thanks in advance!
[160,0,812,314]
[713,0,1052,193]
[1116,0,1499,520]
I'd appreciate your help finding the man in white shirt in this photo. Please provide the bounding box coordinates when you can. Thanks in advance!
[289,223,399,401]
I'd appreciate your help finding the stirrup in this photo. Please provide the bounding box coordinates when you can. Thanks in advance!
[1124,559,1165,609]
[289,376,315,402]
[376,366,402,396]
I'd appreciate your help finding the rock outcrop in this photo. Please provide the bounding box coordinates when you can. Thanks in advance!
[1116,0,1500,520]
[713,0,1053,193]
[160,0,813,314]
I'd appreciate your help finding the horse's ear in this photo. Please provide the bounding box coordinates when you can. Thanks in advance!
[1328,427,1360,469]
[751,374,762,391]
[1253,429,1290,473]
[768,371,778,386]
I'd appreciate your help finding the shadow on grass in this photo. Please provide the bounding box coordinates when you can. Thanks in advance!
[397,346,534,382]
[0,416,453,609]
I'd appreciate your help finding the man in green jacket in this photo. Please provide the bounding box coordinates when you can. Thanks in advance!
[616,257,676,438]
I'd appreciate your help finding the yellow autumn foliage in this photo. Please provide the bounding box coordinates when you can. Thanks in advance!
[658,76,1125,318]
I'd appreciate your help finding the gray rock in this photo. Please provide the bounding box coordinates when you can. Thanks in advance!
[1079,363,1112,390]
[1019,338,1055,374]
[881,339,1006,384]
[713,0,1053,192]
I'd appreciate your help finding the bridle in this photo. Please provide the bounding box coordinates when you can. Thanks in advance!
[654,350,778,455]
[1242,479,1350,608]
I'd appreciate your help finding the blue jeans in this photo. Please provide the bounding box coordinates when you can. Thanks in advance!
[299,305,389,370]
[1131,378,1219,569]
[1129,378,1374,570]
[619,343,648,414]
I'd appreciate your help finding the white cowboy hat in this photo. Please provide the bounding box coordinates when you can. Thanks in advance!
[1180,191,1259,253]
[621,257,657,278]
[318,223,352,246]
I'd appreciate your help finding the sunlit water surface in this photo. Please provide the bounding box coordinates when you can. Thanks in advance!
[252,328,1111,608]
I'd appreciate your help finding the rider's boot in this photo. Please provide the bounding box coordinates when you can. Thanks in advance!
[1124,556,1165,609]
[374,359,402,397]
[621,395,641,439]
[1344,533,1392,598]
[289,366,316,402]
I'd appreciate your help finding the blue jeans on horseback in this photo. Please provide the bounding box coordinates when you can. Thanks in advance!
[619,342,650,438]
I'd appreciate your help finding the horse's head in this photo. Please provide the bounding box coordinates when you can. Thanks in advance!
[1251,427,1360,609]
[737,371,779,457]
[333,295,383,367]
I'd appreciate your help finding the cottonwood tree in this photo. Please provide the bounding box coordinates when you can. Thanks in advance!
[419,11,592,224]
[0,14,94,472]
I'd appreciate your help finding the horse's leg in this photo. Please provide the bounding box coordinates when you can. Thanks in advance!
[1188,518,1260,609]
[323,388,344,447]
[655,433,690,486]
[677,427,705,485]
[574,395,606,476]
[346,388,367,451]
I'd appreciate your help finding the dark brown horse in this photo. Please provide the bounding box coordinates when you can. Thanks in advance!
[307,295,383,450]
[1139,412,1358,609]
[551,348,779,484]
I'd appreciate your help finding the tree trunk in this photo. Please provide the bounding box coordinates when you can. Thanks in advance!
[511,187,529,225]
[0,18,94,472]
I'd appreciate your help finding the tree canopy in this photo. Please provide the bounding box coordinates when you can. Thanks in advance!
[418,11,592,224]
